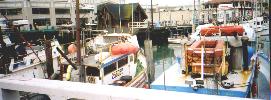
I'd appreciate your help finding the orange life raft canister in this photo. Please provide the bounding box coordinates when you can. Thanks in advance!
[111,43,139,55]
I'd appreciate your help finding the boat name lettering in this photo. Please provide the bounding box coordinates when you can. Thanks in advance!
[112,68,123,79]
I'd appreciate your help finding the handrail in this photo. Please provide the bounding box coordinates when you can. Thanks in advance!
[0,78,255,100]
[128,22,148,29]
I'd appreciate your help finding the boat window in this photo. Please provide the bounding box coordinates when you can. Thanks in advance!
[86,67,100,76]
[118,57,128,68]
[104,62,116,75]
[257,22,260,25]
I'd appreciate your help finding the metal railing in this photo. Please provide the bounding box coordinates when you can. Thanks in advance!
[128,22,148,29]
[0,78,255,100]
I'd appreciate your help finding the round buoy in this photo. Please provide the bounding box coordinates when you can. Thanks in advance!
[68,44,77,54]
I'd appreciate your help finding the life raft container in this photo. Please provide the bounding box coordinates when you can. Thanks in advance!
[187,39,224,57]
[111,43,139,55]
[200,25,244,36]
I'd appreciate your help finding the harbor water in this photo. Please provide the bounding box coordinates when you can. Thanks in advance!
[152,44,182,79]
[153,29,270,99]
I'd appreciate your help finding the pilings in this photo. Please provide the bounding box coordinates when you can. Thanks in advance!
[144,40,155,84]
[229,46,243,71]
[45,40,53,78]
[241,36,249,71]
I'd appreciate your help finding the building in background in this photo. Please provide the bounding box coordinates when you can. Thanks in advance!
[97,3,147,33]
[201,0,269,23]
[142,5,198,27]
[0,0,121,29]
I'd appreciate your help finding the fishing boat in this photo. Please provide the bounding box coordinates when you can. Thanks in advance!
[60,33,148,88]
[0,38,62,79]
[191,24,256,46]
[151,25,259,98]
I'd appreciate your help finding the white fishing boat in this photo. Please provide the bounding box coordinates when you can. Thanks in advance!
[60,33,148,88]
[151,25,259,98]
[0,39,62,79]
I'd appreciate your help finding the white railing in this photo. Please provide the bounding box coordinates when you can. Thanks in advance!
[0,78,255,100]
[128,22,148,29]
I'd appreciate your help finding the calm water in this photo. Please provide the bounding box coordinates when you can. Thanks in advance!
[152,44,182,79]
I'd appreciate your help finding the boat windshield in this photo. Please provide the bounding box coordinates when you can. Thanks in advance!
[103,62,117,75]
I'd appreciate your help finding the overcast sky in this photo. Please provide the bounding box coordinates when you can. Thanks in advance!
[127,0,208,6]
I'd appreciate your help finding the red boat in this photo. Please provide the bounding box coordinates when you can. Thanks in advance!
[200,25,244,36]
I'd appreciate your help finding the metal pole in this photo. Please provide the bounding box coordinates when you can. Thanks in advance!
[119,0,122,31]
[254,0,260,96]
[76,0,84,82]
[163,47,166,90]
[198,0,201,24]
[151,0,153,29]
[192,0,195,33]
[132,2,134,34]
[201,45,204,80]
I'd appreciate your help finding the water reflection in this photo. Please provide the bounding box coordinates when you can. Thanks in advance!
[152,44,182,79]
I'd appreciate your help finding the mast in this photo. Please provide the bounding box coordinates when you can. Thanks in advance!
[192,0,195,33]
[132,2,133,34]
[76,0,84,82]
[150,0,154,30]
[255,0,258,49]
[198,0,201,24]
[119,0,122,32]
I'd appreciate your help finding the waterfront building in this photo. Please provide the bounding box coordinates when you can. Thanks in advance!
[143,5,197,27]
[97,3,147,33]
[201,0,269,23]
[0,0,122,29]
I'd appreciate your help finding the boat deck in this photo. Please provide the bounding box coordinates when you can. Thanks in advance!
[151,63,253,98]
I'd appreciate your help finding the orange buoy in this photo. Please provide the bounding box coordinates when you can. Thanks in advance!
[68,44,77,54]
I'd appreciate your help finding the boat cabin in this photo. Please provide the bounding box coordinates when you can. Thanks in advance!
[61,52,136,86]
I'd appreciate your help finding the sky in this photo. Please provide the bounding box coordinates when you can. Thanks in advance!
[127,0,208,6]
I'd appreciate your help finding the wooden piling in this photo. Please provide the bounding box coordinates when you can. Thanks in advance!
[144,40,155,84]
[45,40,53,78]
